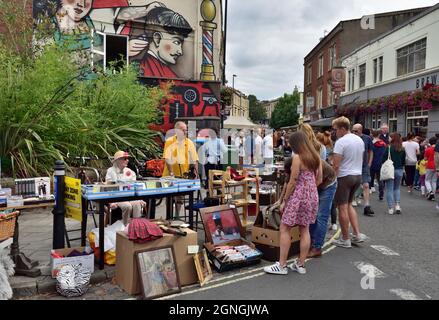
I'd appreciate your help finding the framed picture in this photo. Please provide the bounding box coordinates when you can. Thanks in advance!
[193,249,213,287]
[200,205,244,245]
[135,246,181,299]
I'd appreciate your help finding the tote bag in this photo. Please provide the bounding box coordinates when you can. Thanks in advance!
[380,147,394,180]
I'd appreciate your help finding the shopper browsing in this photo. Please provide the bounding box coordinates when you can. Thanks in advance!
[402,133,420,193]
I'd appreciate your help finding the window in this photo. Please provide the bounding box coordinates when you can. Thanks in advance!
[329,44,337,70]
[371,112,381,130]
[91,30,129,72]
[397,38,426,76]
[359,63,366,88]
[388,110,397,133]
[317,87,323,109]
[406,106,428,137]
[327,82,334,106]
[348,69,355,91]
[373,56,383,84]
[307,64,312,85]
[318,55,324,78]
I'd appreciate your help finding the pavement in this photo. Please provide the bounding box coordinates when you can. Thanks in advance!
[6,185,439,300]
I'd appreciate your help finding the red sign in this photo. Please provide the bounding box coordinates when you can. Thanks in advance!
[332,67,346,92]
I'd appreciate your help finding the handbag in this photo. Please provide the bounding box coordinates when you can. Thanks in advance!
[380,147,395,180]
[263,203,282,230]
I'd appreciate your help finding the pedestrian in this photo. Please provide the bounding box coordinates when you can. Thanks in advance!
[370,130,386,200]
[201,128,227,189]
[331,116,367,248]
[424,136,437,201]
[434,135,439,209]
[316,131,333,161]
[235,130,246,170]
[263,129,274,166]
[352,124,375,216]
[379,123,390,145]
[308,160,337,258]
[263,131,322,275]
[381,133,406,215]
[299,123,327,160]
[402,133,420,193]
[416,158,427,196]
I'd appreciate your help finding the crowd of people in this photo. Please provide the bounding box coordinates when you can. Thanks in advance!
[264,117,439,276]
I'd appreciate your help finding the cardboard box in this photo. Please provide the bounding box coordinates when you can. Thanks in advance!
[51,247,94,278]
[116,228,198,295]
[251,225,300,262]
[200,205,262,273]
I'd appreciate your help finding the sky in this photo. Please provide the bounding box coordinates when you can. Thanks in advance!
[223,0,439,101]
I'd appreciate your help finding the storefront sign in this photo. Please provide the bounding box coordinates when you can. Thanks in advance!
[415,73,438,89]
[332,67,346,92]
[65,176,82,222]
[321,106,336,118]
[306,97,315,108]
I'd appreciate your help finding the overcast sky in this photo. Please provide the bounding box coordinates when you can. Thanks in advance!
[223,0,439,101]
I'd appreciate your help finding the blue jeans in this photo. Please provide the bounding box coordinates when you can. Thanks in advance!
[384,168,404,209]
[414,169,420,187]
[310,181,337,249]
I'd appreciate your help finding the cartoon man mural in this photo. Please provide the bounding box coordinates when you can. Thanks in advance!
[129,6,193,78]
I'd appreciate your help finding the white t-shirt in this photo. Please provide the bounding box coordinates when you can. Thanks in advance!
[255,135,263,158]
[105,166,136,183]
[263,135,274,158]
[402,140,420,165]
[333,133,365,178]
[235,136,246,157]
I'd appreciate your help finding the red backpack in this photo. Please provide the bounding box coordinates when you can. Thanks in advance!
[145,159,165,177]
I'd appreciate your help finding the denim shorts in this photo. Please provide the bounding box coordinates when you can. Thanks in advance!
[362,166,371,184]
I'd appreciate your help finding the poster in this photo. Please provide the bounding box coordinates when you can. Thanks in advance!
[65,176,82,222]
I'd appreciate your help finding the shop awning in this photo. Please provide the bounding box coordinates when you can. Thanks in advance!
[223,116,258,129]
[309,117,335,128]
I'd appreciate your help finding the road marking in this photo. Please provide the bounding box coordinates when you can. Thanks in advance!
[389,289,422,300]
[157,245,336,300]
[353,262,387,278]
[371,245,400,256]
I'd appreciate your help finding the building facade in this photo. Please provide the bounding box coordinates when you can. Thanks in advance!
[339,4,439,138]
[260,98,279,123]
[303,7,430,124]
[231,90,249,118]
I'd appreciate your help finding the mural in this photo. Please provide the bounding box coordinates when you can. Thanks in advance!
[140,79,221,134]
[33,0,221,81]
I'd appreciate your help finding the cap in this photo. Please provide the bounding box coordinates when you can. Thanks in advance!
[112,150,130,162]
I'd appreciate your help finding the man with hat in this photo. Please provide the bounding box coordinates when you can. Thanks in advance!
[105,150,146,225]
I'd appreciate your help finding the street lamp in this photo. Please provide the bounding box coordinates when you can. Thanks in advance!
[232,74,237,91]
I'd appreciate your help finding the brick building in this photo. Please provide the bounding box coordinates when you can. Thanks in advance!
[303,6,430,127]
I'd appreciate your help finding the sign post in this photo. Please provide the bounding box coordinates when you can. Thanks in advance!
[53,160,66,249]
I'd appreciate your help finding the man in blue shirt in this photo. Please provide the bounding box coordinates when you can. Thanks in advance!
[353,124,375,216]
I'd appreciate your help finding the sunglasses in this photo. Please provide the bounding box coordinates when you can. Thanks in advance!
[122,157,129,161]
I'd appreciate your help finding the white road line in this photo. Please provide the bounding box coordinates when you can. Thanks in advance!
[389,289,422,300]
[370,245,400,256]
[157,245,336,300]
[353,262,387,278]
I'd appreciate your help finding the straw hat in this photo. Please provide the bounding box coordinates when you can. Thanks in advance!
[112,150,130,163]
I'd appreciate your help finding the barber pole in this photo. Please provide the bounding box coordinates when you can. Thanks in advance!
[200,0,217,81]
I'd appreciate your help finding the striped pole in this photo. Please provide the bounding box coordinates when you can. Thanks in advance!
[200,0,217,81]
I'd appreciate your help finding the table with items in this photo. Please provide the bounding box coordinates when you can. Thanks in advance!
[80,178,201,270]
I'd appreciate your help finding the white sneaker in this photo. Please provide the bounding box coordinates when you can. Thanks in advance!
[351,233,367,243]
[388,208,394,215]
[264,262,288,275]
[352,200,357,207]
[289,261,306,274]
[333,237,352,248]
[436,205,439,211]
[331,224,338,231]
[395,204,401,214]
[370,187,376,193]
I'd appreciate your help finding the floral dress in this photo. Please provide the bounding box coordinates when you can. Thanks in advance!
[281,170,319,227]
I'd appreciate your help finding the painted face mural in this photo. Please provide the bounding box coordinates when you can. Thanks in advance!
[61,0,93,22]
[153,33,184,65]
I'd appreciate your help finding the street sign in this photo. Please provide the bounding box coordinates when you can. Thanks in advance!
[306,97,315,108]
[297,105,304,115]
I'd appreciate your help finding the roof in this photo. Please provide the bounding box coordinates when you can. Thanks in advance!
[304,5,433,62]
[223,116,258,129]
[309,117,335,128]
[341,3,439,61]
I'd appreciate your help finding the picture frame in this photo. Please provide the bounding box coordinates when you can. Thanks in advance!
[135,246,181,299]
[193,249,213,287]
[200,205,244,245]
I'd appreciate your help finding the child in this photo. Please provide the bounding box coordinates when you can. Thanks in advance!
[416,158,427,196]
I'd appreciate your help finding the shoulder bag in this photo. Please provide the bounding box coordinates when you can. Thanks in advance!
[380,147,394,180]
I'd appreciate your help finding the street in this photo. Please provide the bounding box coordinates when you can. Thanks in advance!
[20,185,439,300]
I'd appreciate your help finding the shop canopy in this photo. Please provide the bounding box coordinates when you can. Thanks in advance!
[309,117,335,128]
[223,116,258,129]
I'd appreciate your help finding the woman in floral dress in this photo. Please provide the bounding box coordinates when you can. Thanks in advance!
[264,131,322,275]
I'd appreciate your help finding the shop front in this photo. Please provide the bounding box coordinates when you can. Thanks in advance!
[338,68,439,138]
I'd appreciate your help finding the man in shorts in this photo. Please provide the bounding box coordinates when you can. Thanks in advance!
[352,124,375,216]
[332,117,367,248]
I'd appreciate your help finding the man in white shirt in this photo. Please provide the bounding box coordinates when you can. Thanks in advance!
[201,129,228,188]
[235,131,246,169]
[331,117,367,248]
[255,128,264,165]
[263,129,274,166]
[402,133,420,193]
[105,151,145,225]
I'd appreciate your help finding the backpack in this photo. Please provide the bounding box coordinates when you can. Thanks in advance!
[380,147,394,181]
[145,159,165,177]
